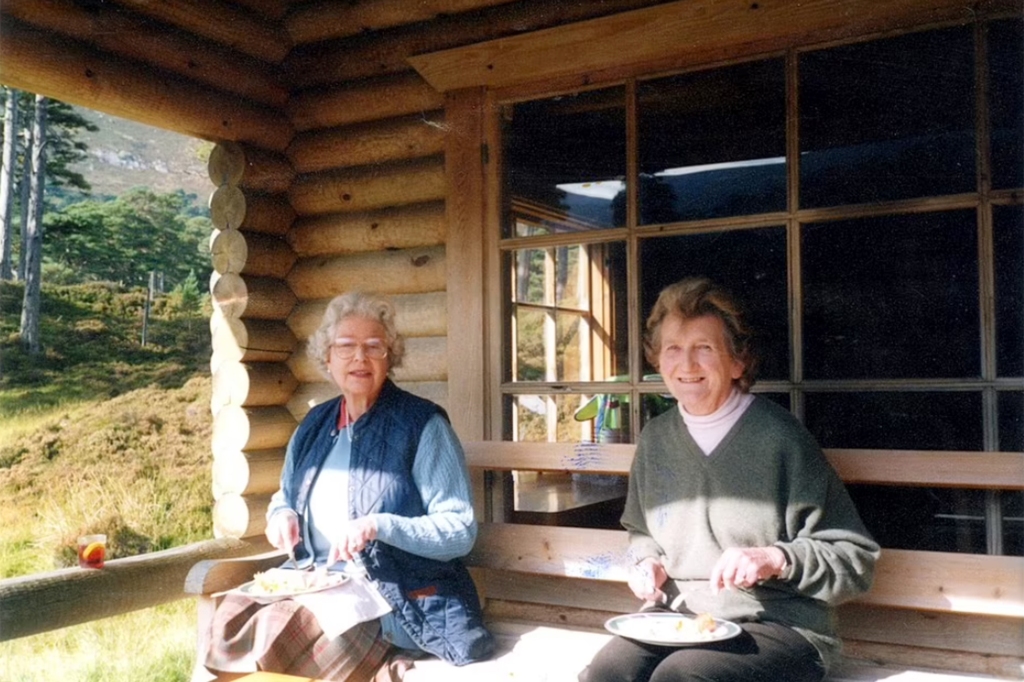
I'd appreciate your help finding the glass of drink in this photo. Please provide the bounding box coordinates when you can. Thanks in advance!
[77,534,106,569]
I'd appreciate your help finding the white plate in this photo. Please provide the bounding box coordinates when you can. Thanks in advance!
[604,612,742,646]
[235,568,349,600]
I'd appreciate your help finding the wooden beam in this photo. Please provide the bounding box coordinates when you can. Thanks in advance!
[2,0,287,107]
[286,246,446,300]
[283,0,677,89]
[285,0,517,46]
[825,449,1024,489]
[288,157,446,217]
[461,441,1024,489]
[0,18,292,151]
[287,202,447,258]
[409,0,1022,93]
[445,87,488,441]
[287,114,446,173]
[106,0,289,64]
[288,74,444,132]
[0,538,257,641]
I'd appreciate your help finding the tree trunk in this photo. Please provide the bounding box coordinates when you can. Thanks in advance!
[19,94,46,355]
[18,121,31,280]
[0,87,21,281]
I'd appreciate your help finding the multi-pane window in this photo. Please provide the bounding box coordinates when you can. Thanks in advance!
[497,19,1023,552]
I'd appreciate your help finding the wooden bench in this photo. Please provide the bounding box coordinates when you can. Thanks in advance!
[187,443,1024,681]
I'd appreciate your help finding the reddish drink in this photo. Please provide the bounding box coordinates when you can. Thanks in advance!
[77,534,106,569]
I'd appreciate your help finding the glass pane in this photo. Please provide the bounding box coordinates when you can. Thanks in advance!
[994,205,1023,377]
[503,87,626,236]
[637,59,786,223]
[999,392,1023,452]
[1004,490,1023,557]
[800,27,976,207]
[509,393,604,442]
[805,392,983,450]
[509,242,628,382]
[639,228,789,380]
[848,485,986,552]
[989,19,1024,190]
[802,211,979,379]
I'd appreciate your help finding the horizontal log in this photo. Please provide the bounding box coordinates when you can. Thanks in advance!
[287,201,446,257]
[239,194,296,236]
[212,447,285,499]
[285,380,448,421]
[286,381,340,420]
[287,113,446,173]
[209,141,295,194]
[238,233,297,279]
[211,273,297,321]
[213,493,272,539]
[287,73,445,132]
[287,291,448,340]
[212,361,298,412]
[284,0,672,88]
[0,19,292,151]
[210,227,247,275]
[0,538,256,641]
[288,157,445,217]
[209,185,246,231]
[287,335,448,384]
[106,0,288,64]
[212,404,297,457]
[230,0,289,20]
[286,246,446,300]
[211,317,297,366]
[285,0,517,45]
[3,0,287,107]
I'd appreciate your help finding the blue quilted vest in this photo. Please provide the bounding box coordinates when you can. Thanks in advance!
[284,380,494,665]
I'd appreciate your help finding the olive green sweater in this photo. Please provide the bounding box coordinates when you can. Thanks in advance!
[622,396,880,671]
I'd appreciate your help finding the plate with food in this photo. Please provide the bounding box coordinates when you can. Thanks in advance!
[604,612,741,646]
[235,568,350,600]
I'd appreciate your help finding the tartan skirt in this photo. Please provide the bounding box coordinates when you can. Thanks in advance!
[203,593,417,681]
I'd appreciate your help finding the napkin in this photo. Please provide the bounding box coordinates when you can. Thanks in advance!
[292,573,393,639]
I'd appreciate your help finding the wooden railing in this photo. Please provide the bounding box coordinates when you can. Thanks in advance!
[0,537,267,641]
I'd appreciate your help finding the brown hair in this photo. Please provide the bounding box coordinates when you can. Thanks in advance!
[644,277,758,392]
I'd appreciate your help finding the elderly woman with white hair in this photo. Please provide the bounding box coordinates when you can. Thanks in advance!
[200,291,493,681]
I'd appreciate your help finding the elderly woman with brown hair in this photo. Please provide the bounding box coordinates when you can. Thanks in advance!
[200,291,493,681]
[580,277,879,682]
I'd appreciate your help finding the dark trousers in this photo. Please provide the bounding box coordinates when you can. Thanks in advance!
[579,620,825,682]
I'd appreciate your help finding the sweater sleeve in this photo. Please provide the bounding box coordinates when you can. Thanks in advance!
[774,431,880,605]
[372,414,478,561]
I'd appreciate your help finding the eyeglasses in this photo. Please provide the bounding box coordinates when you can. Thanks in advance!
[330,340,389,360]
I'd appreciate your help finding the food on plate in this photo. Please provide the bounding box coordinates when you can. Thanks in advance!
[250,568,317,595]
[624,613,721,642]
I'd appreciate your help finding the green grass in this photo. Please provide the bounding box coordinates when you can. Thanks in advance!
[0,281,215,681]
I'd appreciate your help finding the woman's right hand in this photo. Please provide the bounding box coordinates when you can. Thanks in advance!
[628,557,667,604]
[265,509,300,552]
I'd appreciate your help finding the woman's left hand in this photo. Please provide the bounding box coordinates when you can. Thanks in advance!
[328,516,379,564]
[709,546,788,594]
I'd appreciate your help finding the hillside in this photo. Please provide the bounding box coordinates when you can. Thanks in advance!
[69,107,214,201]
[0,281,213,576]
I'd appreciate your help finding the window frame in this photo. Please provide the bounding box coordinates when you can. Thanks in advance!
[440,10,1023,553]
